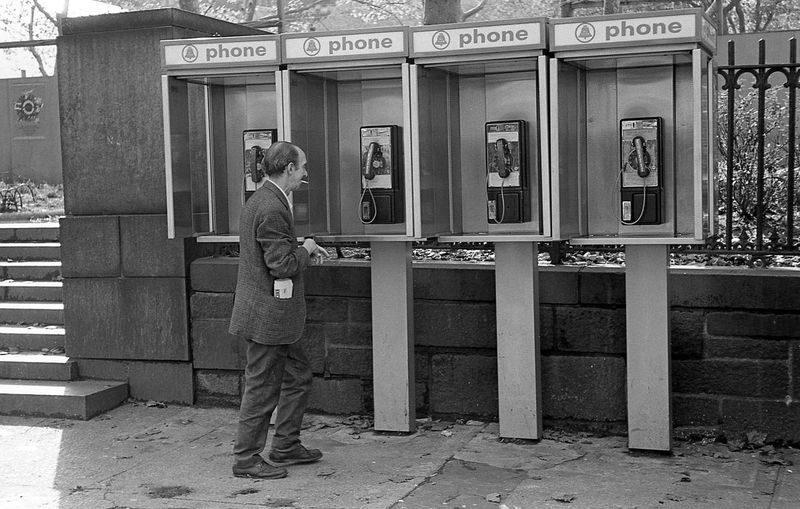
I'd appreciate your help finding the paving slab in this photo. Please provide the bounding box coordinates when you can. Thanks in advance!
[0,404,797,509]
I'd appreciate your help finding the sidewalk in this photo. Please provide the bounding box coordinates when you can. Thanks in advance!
[1,403,798,509]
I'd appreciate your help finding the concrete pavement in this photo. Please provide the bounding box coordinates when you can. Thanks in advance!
[1,403,798,508]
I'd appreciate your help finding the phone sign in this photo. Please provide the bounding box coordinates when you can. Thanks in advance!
[284,31,406,60]
[413,22,543,55]
[162,37,278,68]
[553,14,696,48]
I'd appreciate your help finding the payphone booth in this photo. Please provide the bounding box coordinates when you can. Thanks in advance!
[280,28,416,432]
[161,35,282,240]
[549,10,716,451]
[410,19,564,440]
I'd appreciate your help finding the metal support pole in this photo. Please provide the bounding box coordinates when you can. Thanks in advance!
[370,241,415,432]
[625,244,672,451]
[495,242,542,439]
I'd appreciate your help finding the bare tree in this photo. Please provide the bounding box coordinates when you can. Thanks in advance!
[423,0,486,24]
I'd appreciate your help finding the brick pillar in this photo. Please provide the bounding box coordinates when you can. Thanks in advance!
[57,9,263,403]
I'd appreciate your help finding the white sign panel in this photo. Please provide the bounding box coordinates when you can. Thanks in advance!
[412,22,543,54]
[284,31,406,60]
[163,37,278,68]
[553,14,696,48]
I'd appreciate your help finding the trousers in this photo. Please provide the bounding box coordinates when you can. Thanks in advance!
[233,338,312,467]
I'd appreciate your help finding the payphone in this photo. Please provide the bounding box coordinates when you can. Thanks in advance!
[549,9,717,452]
[618,117,661,225]
[549,9,716,243]
[243,128,278,202]
[161,34,281,239]
[359,125,403,224]
[486,120,529,223]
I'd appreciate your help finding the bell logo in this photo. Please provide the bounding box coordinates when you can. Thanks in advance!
[432,30,450,50]
[303,37,321,56]
[182,44,198,62]
[575,23,595,43]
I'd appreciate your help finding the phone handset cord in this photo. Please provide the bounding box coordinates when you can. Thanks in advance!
[359,181,377,224]
[615,167,649,226]
[485,169,508,224]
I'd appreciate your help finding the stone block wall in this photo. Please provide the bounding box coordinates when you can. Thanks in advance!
[57,10,263,403]
[191,258,800,443]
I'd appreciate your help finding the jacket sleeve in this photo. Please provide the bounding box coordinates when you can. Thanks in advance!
[255,207,310,279]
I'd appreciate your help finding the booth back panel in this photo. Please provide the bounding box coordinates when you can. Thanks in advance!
[338,79,406,235]
[223,84,277,233]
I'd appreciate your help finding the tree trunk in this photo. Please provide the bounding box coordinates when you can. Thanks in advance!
[603,0,620,14]
[179,0,200,13]
[424,0,462,25]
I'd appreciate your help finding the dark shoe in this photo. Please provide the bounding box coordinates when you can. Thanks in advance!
[232,460,288,479]
[268,444,323,466]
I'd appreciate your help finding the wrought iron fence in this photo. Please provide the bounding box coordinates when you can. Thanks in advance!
[715,37,799,255]
[551,37,800,265]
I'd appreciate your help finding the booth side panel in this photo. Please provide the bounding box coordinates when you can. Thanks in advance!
[189,83,210,234]
[163,77,193,239]
[458,76,489,234]
[585,69,619,236]
[675,64,698,237]
[447,73,463,235]
[325,79,342,235]
[551,61,584,239]
[208,86,229,234]
[416,67,455,238]
[288,74,331,237]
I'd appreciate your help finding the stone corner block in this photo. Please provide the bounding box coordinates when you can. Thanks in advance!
[59,216,121,277]
[120,215,185,277]
[191,257,239,293]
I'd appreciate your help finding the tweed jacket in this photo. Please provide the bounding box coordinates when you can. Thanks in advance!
[229,180,311,345]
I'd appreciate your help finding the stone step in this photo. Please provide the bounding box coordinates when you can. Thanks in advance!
[0,222,60,242]
[0,325,64,351]
[0,302,64,325]
[0,281,62,301]
[0,352,76,381]
[0,379,128,419]
[0,261,61,281]
[0,242,61,260]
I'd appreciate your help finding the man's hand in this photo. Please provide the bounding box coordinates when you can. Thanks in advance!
[302,238,330,264]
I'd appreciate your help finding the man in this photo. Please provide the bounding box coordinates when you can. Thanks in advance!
[230,141,327,479]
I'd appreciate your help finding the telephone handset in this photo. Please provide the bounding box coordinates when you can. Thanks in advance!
[619,117,662,225]
[486,120,529,224]
[359,125,403,224]
[628,136,651,178]
[493,138,513,178]
[362,141,384,181]
[250,145,265,184]
[243,129,278,203]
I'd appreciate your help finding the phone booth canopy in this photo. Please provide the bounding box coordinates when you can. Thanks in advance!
[280,27,415,242]
[409,19,558,242]
[549,9,717,245]
[161,35,282,240]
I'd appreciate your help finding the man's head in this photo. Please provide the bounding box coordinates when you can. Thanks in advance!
[265,141,307,193]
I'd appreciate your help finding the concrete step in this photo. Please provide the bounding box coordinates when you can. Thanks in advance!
[0,261,61,281]
[0,379,128,419]
[0,242,60,260]
[0,352,76,381]
[0,281,62,301]
[0,325,64,351]
[0,222,59,241]
[0,302,63,325]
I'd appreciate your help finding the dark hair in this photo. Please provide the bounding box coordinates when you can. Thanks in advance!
[264,141,301,176]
